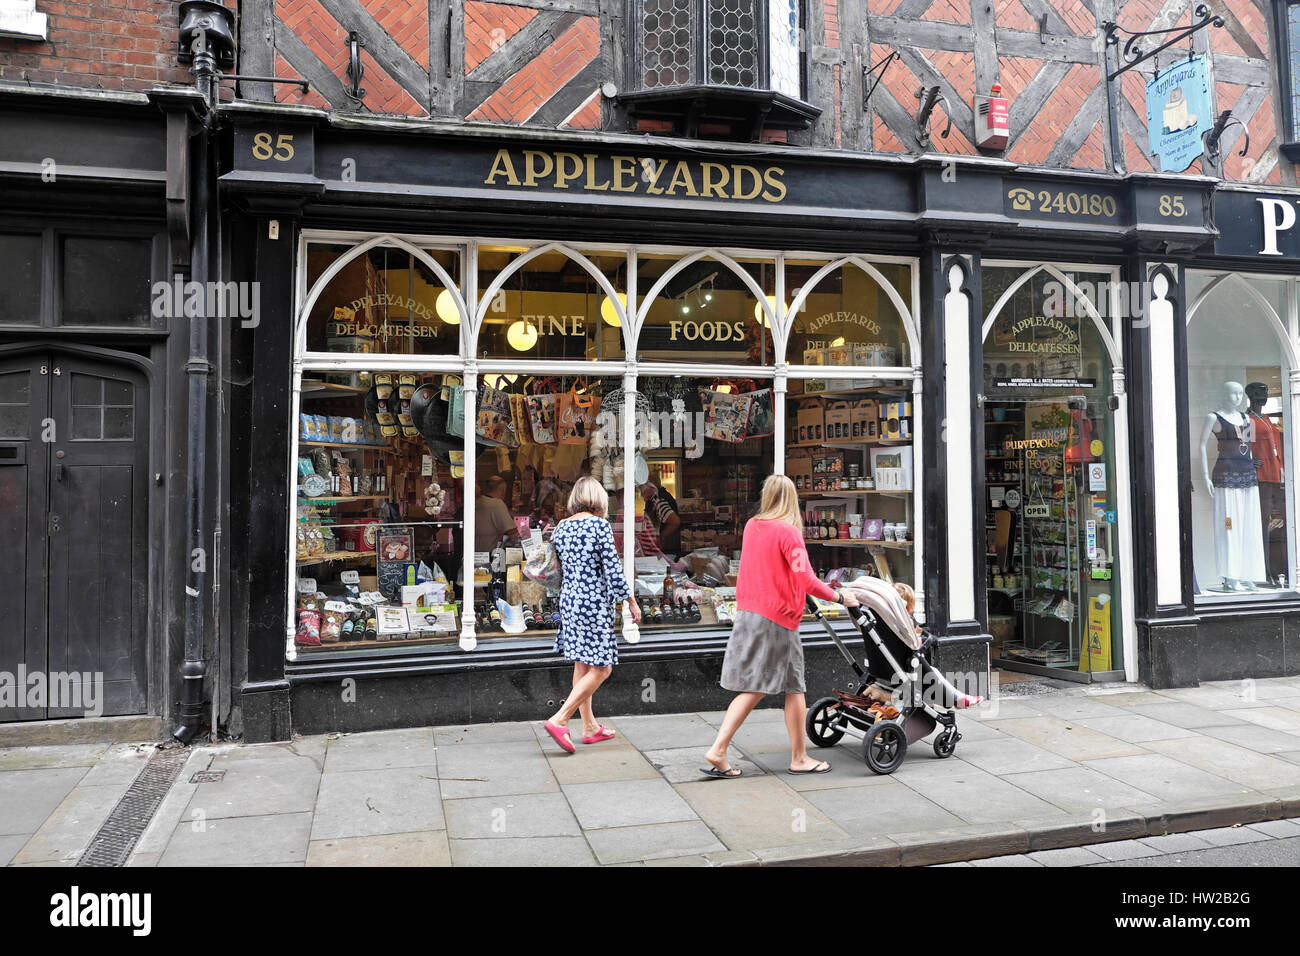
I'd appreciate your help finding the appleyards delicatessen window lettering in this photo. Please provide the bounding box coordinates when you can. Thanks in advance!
[483,149,788,203]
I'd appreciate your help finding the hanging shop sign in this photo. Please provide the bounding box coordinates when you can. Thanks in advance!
[1145,56,1212,174]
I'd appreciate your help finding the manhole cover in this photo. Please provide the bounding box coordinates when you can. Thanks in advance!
[190,770,226,784]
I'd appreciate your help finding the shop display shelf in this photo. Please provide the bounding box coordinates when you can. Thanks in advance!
[298,549,377,566]
[805,538,913,549]
[299,494,389,505]
[802,490,911,499]
[299,440,391,450]
[300,380,370,396]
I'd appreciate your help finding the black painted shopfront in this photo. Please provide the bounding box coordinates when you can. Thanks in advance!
[7,84,1300,741]
[215,99,1300,744]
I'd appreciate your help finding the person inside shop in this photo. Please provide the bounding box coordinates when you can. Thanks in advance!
[639,480,682,558]
[475,475,520,552]
[1246,381,1286,586]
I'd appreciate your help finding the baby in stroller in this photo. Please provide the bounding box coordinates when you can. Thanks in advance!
[859,582,982,711]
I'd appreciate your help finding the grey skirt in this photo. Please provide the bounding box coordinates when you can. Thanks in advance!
[720,610,805,695]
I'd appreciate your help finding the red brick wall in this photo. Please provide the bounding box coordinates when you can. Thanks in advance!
[0,0,236,91]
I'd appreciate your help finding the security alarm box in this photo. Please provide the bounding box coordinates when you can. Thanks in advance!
[975,84,1010,150]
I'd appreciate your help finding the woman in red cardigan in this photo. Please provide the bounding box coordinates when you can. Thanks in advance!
[701,475,857,778]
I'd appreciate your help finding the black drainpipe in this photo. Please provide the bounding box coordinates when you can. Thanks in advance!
[173,16,220,744]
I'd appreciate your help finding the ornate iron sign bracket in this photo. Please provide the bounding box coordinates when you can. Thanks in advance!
[1102,4,1223,81]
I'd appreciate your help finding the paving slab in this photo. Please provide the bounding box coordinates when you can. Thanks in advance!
[1246,818,1300,838]
[323,727,438,772]
[433,741,557,799]
[1279,751,1300,766]
[644,746,765,784]
[612,713,726,751]
[749,835,893,865]
[306,830,451,866]
[585,820,727,864]
[803,780,962,835]
[0,834,29,867]
[310,766,444,840]
[983,715,1148,762]
[897,763,1071,826]
[0,767,89,836]
[468,720,564,747]
[951,736,1077,775]
[1087,691,1179,707]
[1085,838,1164,862]
[10,783,133,864]
[562,778,698,829]
[1136,831,1213,854]
[969,854,1043,866]
[1072,713,1198,744]
[1203,678,1300,700]
[442,792,581,839]
[1125,702,1247,729]
[159,811,314,866]
[1034,696,1133,720]
[744,749,903,791]
[184,758,322,820]
[1143,736,1300,791]
[543,744,662,785]
[1000,765,1159,813]
[674,775,849,850]
[1027,846,1111,865]
[0,743,108,772]
[1082,753,1251,802]
[1153,686,1270,710]
[76,743,155,788]
[1191,825,1273,847]
[448,836,597,866]
[1230,706,1300,731]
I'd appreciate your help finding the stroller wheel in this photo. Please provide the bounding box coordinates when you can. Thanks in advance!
[863,721,907,775]
[806,696,845,748]
[933,727,960,759]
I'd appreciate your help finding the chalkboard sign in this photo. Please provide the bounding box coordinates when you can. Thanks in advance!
[375,526,415,598]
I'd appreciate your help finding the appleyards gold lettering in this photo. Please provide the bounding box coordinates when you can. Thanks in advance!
[484,149,787,203]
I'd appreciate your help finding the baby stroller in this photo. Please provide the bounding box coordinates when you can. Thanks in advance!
[804,585,962,775]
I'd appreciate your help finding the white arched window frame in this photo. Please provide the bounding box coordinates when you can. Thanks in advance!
[1186,270,1300,605]
[781,253,924,618]
[285,230,920,650]
[981,260,1135,681]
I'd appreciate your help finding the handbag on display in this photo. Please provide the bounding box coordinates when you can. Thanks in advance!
[476,381,516,447]
[698,387,753,443]
[522,538,563,590]
[557,388,597,445]
[446,385,466,439]
[526,393,557,444]
[744,388,775,439]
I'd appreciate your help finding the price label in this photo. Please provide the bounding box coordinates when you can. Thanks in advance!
[297,577,317,593]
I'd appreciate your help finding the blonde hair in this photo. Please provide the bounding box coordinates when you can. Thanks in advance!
[753,474,802,528]
[567,475,609,517]
[894,582,916,614]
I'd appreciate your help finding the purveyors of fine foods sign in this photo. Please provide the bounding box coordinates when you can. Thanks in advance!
[483,149,788,202]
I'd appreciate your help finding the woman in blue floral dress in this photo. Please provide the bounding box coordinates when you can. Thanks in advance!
[542,476,641,753]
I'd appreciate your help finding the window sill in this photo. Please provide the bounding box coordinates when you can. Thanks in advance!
[1279,142,1300,164]
[618,86,821,138]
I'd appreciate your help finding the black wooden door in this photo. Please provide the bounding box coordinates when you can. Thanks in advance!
[0,353,149,720]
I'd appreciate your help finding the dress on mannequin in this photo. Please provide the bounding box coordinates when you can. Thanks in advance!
[1200,382,1266,589]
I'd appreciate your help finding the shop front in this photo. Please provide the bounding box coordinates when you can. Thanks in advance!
[226,101,1300,740]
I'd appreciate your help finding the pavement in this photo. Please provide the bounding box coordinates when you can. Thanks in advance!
[3,674,1300,866]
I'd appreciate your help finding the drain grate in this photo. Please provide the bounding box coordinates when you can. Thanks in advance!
[190,770,225,784]
[77,746,191,867]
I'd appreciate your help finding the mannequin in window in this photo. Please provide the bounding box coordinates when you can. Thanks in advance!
[1200,381,1266,590]
[1245,381,1286,586]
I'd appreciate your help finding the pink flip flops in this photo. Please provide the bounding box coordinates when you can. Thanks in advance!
[543,720,575,754]
[581,725,616,745]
